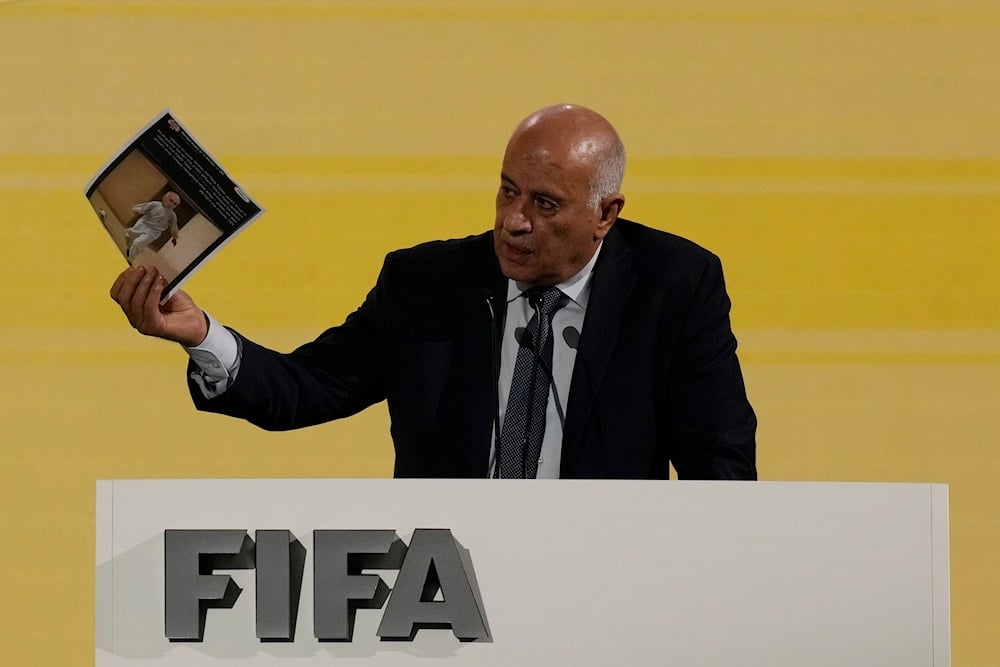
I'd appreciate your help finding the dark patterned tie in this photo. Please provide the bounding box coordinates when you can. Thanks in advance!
[498,286,567,478]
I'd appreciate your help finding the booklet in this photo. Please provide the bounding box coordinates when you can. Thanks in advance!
[85,110,264,301]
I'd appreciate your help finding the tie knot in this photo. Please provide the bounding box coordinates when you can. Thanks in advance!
[526,286,566,318]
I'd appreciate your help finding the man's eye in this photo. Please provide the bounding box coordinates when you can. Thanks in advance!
[499,186,516,198]
[535,197,557,211]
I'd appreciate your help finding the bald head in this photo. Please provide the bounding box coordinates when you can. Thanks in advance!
[162,191,181,209]
[509,104,626,208]
[494,104,627,285]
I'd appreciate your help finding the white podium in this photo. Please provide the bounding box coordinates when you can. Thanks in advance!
[96,480,950,666]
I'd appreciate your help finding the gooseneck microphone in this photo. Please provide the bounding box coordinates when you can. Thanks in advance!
[481,289,503,479]
[562,325,580,350]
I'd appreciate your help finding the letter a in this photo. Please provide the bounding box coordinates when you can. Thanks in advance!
[377,529,489,641]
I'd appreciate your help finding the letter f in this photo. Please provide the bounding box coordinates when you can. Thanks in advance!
[164,530,255,641]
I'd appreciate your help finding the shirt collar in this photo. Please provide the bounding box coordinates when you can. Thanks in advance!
[505,241,603,309]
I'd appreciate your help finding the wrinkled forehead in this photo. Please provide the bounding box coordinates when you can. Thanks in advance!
[505,126,589,170]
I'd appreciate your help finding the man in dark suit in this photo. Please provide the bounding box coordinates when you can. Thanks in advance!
[111,104,756,480]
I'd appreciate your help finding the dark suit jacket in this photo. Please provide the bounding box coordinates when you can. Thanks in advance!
[190,219,757,479]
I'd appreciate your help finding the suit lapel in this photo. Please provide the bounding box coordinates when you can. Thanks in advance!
[560,225,635,473]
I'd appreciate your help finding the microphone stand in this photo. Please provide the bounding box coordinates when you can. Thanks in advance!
[481,289,502,479]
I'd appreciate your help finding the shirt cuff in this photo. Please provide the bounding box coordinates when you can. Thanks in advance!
[184,312,240,396]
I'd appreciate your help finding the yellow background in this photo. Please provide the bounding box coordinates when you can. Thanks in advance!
[1,0,997,662]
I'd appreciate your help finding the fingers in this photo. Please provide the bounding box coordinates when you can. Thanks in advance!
[126,267,149,328]
[141,270,167,330]
[110,265,165,335]
[110,265,146,313]
[109,267,133,303]
[129,267,162,333]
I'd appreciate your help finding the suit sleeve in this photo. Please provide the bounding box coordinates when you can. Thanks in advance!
[666,253,757,480]
[187,265,391,431]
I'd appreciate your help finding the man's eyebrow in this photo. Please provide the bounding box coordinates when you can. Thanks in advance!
[532,187,564,204]
[499,173,563,203]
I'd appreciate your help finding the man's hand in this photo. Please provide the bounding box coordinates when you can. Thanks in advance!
[110,266,208,347]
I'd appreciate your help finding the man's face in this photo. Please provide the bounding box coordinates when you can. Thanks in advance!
[493,133,610,285]
[163,192,181,209]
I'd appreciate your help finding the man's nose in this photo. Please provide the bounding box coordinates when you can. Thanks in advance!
[502,205,531,234]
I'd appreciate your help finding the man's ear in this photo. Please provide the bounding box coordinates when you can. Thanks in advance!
[594,193,625,240]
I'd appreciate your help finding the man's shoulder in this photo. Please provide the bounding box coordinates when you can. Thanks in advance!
[611,218,720,274]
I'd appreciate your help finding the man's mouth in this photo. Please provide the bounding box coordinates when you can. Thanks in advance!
[500,235,533,256]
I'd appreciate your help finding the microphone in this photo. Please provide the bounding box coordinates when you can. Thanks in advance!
[481,288,497,327]
[481,289,503,479]
[562,325,580,349]
[527,288,545,311]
